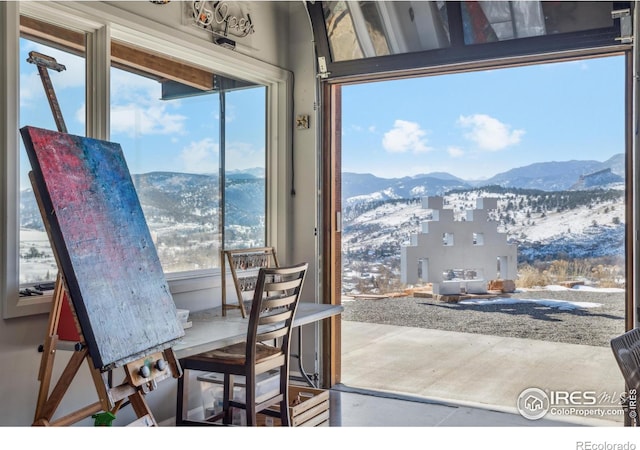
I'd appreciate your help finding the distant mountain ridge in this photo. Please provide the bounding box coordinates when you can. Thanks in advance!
[20,155,623,233]
[20,170,265,234]
[343,153,624,203]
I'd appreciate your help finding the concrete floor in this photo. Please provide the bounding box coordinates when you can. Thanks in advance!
[328,388,584,426]
[161,320,627,430]
[339,320,626,426]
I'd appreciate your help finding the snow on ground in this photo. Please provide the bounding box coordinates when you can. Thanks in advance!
[541,284,624,293]
[443,192,624,243]
[504,201,623,242]
[20,228,49,241]
[349,201,431,228]
[459,285,624,310]
[459,297,602,310]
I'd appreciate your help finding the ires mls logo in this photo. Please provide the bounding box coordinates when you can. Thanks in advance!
[517,387,627,421]
[548,390,598,405]
[517,387,550,420]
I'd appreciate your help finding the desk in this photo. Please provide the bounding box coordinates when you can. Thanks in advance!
[172,302,343,386]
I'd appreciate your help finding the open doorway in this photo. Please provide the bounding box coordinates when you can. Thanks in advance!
[335,55,629,424]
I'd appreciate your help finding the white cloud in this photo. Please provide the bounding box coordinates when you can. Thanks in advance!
[111,102,187,137]
[109,68,189,137]
[447,146,464,158]
[382,120,432,154]
[20,71,46,107]
[179,138,219,173]
[178,139,263,173]
[21,43,85,108]
[74,104,86,127]
[111,68,159,102]
[458,114,524,151]
[31,43,86,90]
[226,142,264,170]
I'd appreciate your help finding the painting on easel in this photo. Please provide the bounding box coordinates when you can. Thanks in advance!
[20,126,184,371]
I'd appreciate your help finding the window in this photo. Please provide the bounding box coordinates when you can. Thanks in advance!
[17,31,268,282]
[4,6,286,318]
[111,63,222,273]
[322,1,450,61]
[322,1,614,60]
[19,36,86,287]
[309,1,626,79]
[460,1,613,44]
[222,86,267,250]
[110,44,266,274]
[333,54,629,403]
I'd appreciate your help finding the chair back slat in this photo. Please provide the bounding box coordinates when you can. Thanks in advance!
[258,327,289,343]
[265,278,305,293]
[263,294,297,310]
[258,309,293,326]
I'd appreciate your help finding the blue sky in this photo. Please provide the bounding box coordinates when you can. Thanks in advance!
[19,39,625,187]
[342,55,625,180]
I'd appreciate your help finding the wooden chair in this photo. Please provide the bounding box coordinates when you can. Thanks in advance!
[176,262,308,426]
[610,327,640,426]
[221,247,279,318]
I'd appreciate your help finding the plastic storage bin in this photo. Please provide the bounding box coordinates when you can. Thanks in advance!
[198,370,280,425]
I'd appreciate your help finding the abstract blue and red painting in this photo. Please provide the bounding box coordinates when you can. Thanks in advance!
[20,126,184,370]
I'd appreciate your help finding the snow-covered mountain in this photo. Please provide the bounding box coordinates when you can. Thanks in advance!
[19,170,265,282]
[343,188,624,264]
[343,153,624,203]
[21,170,265,233]
[19,156,625,287]
[477,158,620,191]
[340,155,625,294]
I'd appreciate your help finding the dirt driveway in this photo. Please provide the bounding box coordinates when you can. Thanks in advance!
[341,287,626,347]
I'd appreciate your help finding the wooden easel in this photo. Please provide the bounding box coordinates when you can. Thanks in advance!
[29,51,182,426]
[33,274,182,426]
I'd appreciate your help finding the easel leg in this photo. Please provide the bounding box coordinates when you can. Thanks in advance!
[37,402,103,427]
[34,334,58,422]
[34,274,66,421]
[127,390,157,426]
[35,348,88,424]
[163,348,182,379]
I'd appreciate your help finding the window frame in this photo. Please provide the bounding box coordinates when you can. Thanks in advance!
[2,2,292,318]
[307,1,631,81]
[320,48,635,386]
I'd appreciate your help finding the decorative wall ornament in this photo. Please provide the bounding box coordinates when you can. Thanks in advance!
[188,1,255,45]
[296,114,310,130]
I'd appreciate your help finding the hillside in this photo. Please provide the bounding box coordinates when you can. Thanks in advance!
[343,188,625,265]
[19,156,626,287]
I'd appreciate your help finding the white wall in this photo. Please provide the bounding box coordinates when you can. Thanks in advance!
[103,0,290,68]
[286,0,323,384]
[0,0,319,426]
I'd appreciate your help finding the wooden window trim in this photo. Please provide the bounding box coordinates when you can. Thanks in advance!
[20,16,214,91]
